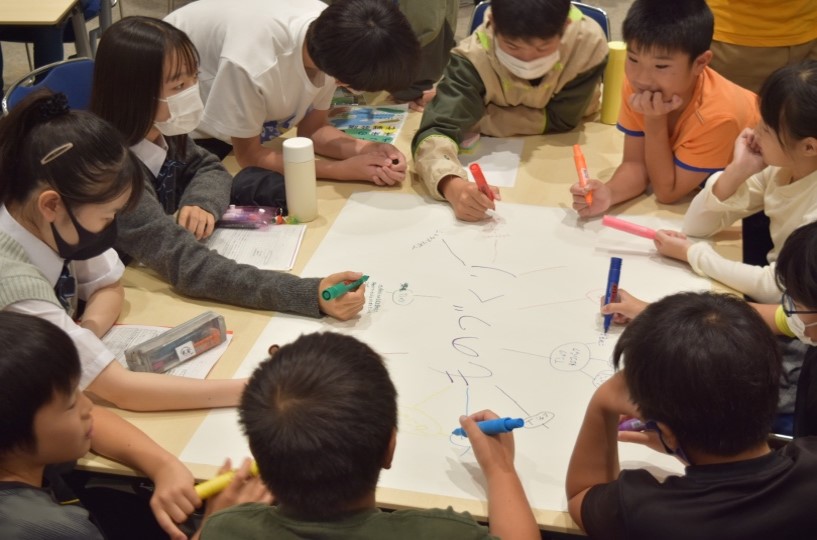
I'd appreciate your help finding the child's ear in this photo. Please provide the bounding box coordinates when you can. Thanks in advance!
[656,421,681,450]
[800,137,817,156]
[382,428,397,470]
[691,50,713,75]
[36,189,62,223]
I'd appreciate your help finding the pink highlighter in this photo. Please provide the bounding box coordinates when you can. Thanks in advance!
[602,215,657,240]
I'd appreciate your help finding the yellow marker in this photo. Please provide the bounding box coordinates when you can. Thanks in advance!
[195,461,260,499]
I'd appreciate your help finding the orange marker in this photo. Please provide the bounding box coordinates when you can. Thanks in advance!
[573,145,593,206]
[469,163,495,201]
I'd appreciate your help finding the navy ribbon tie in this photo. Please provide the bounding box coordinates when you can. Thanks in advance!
[54,260,76,314]
[153,158,184,214]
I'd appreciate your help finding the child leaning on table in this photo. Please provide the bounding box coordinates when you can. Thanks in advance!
[200,332,540,540]
[567,292,817,539]
[571,0,759,217]
[413,0,608,221]
[645,60,817,305]
[0,90,246,412]
[91,16,365,321]
[0,312,270,540]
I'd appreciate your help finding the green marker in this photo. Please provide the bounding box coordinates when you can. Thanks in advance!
[321,275,369,301]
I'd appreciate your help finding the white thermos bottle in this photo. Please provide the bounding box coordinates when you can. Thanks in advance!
[283,137,317,222]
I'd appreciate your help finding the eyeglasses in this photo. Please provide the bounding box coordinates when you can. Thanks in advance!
[781,292,817,317]
[644,420,691,465]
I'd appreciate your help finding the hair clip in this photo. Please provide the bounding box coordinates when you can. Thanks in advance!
[40,142,74,165]
[38,92,70,120]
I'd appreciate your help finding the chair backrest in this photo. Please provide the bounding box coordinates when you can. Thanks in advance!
[469,1,610,40]
[1,58,95,116]
[469,1,491,35]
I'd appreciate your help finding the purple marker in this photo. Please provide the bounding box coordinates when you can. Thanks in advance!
[618,418,646,431]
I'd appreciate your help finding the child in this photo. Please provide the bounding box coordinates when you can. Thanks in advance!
[0,89,244,412]
[567,292,817,538]
[649,60,817,304]
[0,312,270,540]
[570,0,759,217]
[389,0,458,111]
[91,17,365,321]
[413,0,608,221]
[165,0,419,185]
[200,332,540,540]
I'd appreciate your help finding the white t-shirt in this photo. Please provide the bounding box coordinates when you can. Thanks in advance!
[683,166,817,303]
[0,206,121,390]
[165,0,336,143]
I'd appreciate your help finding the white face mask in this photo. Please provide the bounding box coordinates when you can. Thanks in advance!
[495,45,560,80]
[154,83,204,136]
[786,312,817,346]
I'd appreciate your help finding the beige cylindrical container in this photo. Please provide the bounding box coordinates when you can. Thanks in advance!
[601,41,627,125]
[283,137,317,222]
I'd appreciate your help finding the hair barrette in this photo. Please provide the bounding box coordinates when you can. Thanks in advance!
[40,142,74,165]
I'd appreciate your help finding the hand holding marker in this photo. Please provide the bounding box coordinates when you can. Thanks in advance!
[321,275,369,301]
[195,461,260,499]
[469,163,495,201]
[573,145,593,206]
[452,417,524,437]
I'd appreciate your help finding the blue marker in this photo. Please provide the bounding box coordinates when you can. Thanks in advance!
[452,417,525,437]
[603,257,622,333]
[618,418,645,432]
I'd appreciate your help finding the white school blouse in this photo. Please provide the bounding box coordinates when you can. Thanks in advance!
[165,0,336,143]
[0,206,121,389]
[682,167,817,303]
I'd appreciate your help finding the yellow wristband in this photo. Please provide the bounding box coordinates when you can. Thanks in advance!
[775,305,796,338]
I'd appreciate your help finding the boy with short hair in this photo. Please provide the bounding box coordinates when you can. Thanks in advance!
[202,332,540,540]
[166,0,419,185]
[413,0,608,221]
[566,292,817,538]
[570,0,759,217]
[0,312,266,540]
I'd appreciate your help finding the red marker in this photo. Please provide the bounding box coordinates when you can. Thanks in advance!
[573,145,593,206]
[469,163,495,201]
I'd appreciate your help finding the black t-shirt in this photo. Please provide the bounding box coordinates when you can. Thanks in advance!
[582,438,817,540]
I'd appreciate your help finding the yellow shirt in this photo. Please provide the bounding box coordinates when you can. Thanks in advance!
[709,0,817,47]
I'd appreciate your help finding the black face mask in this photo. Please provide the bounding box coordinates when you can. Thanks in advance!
[50,202,118,261]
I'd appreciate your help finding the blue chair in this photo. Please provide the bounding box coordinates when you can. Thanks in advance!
[2,58,95,115]
[470,1,610,40]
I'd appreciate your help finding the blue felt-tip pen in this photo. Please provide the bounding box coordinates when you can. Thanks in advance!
[452,417,525,437]
[603,257,622,333]
[321,275,369,301]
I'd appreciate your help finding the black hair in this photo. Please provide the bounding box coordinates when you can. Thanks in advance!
[306,0,419,93]
[613,292,781,456]
[491,0,571,41]
[0,89,143,211]
[91,16,199,157]
[758,60,817,149]
[622,0,713,62]
[0,313,81,454]
[776,221,817,309]
[240,332,398,520]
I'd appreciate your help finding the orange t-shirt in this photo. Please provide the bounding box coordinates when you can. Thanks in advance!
[617,66,759,174]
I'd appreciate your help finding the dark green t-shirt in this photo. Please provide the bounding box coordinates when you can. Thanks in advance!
[201,504,497,540]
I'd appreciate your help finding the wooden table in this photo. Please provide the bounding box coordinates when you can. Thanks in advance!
[0,0,93,59]
[78,111,741,535]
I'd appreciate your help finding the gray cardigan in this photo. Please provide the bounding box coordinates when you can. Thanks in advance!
[115,138,321,317]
